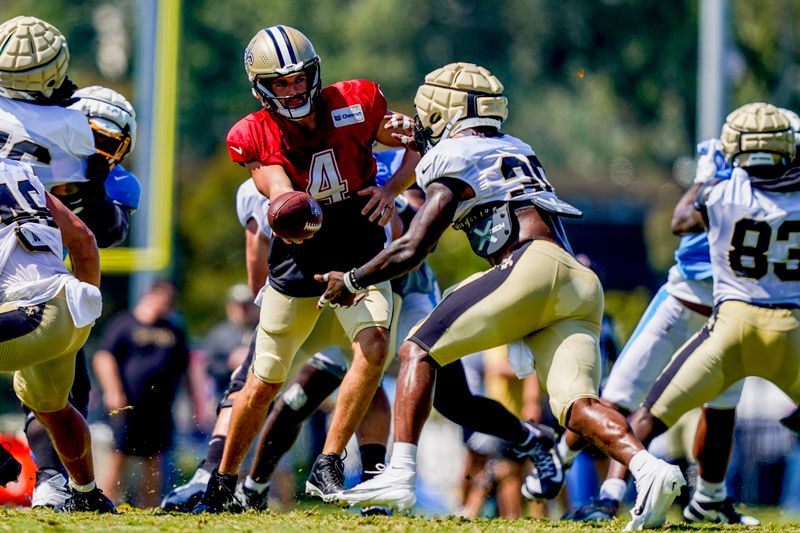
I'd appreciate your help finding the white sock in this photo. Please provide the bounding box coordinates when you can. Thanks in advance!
[695,477,726,502]
[69,479,96,493]
[628,450,659,481]
[244,476,269,494]
[598,478,627,503]
[557,435,580,466]
[388,442,417,471]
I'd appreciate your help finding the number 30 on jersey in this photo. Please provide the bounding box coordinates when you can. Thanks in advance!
[307,149,349,205]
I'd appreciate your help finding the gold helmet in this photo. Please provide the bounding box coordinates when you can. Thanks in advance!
[720,102,795,167]
[243,25,321,120]
[779,108,800,152]
[69,86,137,165]
[413,62,508,153]
[0,16,69,101]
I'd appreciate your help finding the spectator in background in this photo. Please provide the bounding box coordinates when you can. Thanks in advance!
[203,283,259,401]
[92,280,197,508]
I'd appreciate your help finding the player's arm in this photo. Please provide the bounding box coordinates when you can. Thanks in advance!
[316,178,468,306]
[245,218,270,294]
[693,179,721,231]
[92,349,127,411]
[247,160,294,201]
[247,160,310,244]
[671,182,705,235]
[45,192,100,287]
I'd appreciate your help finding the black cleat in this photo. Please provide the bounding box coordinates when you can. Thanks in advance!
[0,444,21,487]
[515,422,565,499]
[192,469,244,514]
[238,482,269,511]
[305,453,345,503]
[360,505,393,516]
[683,497,760,525]
[564,497,619,522]
[55,487,117,514]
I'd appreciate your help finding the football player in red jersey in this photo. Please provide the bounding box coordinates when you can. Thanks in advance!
[194,25,417,513]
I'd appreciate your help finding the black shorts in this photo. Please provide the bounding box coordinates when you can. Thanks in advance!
[110,411,173,457]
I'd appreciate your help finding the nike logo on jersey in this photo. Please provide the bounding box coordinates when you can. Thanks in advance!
[231,146,243,155]
[332,105,365,127]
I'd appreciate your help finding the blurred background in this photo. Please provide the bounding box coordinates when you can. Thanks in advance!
[1,0,799,515]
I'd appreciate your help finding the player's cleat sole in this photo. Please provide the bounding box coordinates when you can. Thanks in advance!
[683,497,760,526]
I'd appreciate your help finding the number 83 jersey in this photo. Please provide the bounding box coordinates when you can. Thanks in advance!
[706,168,800,306]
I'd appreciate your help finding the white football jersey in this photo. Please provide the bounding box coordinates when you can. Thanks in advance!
[0,97,95,188]
[235,178,272,239]
[416,133,581,224]
[0,160,101,326]
[706,168,800,306]
[665,266,714,307]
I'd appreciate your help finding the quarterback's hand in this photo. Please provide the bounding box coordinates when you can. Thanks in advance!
[314,271,361,308]
[383,112,417,150]
[359,185,395,225]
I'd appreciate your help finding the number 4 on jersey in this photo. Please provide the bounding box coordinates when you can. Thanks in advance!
[307,149,349,204]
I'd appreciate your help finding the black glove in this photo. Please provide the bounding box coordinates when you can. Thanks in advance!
[85,153,111,187]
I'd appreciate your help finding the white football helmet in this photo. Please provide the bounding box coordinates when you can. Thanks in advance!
[69,86,137,165]
[413,62,508,153]
[720,102,795,167]
[0,16,69,101]
[243,25,321,120]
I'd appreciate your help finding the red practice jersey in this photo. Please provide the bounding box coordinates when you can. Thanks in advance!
[226,80,388,297]
[227,79,386,205]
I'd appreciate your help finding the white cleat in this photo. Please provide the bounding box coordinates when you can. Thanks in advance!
[683,496,760,526]
[625,460,686,530]
[31,471,70,509]
[335,465,416,511]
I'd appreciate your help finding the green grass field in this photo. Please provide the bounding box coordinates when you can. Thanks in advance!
[1,506,799,532]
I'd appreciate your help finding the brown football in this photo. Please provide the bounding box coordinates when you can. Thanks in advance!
[267,191,323,241]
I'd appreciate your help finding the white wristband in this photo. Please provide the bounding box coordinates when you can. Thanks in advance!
[342,270,359,294]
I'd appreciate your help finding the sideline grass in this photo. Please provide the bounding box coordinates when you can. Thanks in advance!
[1,507,800,532]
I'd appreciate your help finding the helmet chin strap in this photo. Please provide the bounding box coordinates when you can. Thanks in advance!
[437,109,463,144]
